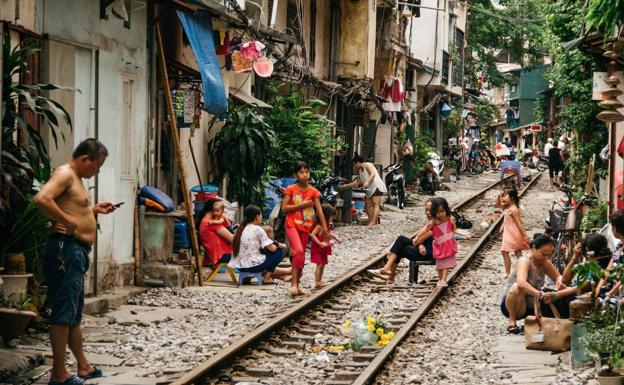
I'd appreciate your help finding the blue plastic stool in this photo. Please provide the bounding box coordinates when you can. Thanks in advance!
[237,271,264,286]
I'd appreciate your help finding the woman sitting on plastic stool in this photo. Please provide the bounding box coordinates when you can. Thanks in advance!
[232,205,292,283]
[368,199,435,283]
[198,199,234,266]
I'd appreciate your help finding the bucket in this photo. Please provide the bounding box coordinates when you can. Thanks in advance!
[190,184,219,201]
[353,201,365,211]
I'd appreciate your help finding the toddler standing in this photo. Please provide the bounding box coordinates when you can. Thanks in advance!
[310,204,341,288]
[429,197,459,287]
[497,187,529,278]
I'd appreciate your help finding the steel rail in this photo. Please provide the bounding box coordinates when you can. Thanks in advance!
[351,172,542,385]
[171,174,517,385]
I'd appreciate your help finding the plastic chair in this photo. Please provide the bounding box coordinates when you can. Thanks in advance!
[409,260,436,284]
[500,160,522,187]
[237,270,264,286]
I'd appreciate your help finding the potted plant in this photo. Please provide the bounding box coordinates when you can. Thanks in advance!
[1,40,71,298]
[0,291,36,347]
[581,328,624,384]
[0,196,50,298]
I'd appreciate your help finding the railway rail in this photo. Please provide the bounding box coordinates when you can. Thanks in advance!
[171,173,541,385]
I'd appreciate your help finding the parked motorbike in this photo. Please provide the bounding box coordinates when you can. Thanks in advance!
[420,152,443,195]
[318,176,346,206]
[265,178,295,243]
[384,163,406,209]
[526,150,548,171]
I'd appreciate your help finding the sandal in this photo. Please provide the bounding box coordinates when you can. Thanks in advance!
[79,366,102,380]
[367,269,390,280]
[48,375,85,385]
[507,325,521,334]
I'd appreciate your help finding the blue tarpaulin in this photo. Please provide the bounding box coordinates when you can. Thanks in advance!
[177,11,228,119]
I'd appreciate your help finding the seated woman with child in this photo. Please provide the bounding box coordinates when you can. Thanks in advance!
[368,199,435,283]
[198,200,234,266]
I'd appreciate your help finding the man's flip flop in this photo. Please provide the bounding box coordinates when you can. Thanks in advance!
[79,366,103,380]
[367,269,389,280]
[48,375,84,385]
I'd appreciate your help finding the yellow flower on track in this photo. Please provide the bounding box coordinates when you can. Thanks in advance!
[366,316,375,325]
[376,328,384,337]
[367,323,375,332]
[344,320,351,328]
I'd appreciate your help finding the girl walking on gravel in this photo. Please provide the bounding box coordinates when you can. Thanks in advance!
[310,204,341,288]
[282,161,330,296]
[429,197,458,287]
[497,187,530,279]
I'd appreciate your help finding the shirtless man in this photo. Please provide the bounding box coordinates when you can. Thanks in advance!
[35,138,115,385]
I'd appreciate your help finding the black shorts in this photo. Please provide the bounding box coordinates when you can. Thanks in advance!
[500,295,531,320]
[370,189,384,197]
[43,234,91,325]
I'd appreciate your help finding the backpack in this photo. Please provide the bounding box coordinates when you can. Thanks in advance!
[452,210,473,229]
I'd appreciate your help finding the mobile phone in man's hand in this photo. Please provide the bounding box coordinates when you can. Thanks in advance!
[111,202,125,210]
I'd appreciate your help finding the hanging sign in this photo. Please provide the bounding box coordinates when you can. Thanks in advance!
[530,124,542,132]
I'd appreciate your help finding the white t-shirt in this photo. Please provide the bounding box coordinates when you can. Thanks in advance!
[544,143,554,157]
[233,224,274,269]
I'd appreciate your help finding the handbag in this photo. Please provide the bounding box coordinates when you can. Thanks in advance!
[524,296,573,352]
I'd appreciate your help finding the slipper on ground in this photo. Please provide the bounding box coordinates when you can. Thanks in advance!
[48,375,85,385]
[79,366,102,380]
[367,269,389,280]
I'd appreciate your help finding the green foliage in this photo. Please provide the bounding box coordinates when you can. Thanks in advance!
[444,107,463,138]
[264,83,342,181]
[585,0,624,38]
[0,196,50,279]
[0,290,31,311]
[465,0,547,88]
[581,329,624,371]
[571,260,604,290]
[542,0,608,192]
[581,201,608,232]
[411,130,435,173]
[210,105,276,207]
[475,99,497,123]
[1,40,74,227]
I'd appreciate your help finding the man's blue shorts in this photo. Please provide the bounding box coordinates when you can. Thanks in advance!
[43,234,91,326]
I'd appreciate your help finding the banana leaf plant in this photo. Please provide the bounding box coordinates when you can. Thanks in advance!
[210,104,276,208]
[1,39,74,230]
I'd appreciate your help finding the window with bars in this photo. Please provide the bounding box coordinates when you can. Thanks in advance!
[442,51,450,86]
[309,0,316,64]
[287,1,301,40]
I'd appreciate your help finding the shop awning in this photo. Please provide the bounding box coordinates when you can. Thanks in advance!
[229,88,272,108]
[177,10,228,119]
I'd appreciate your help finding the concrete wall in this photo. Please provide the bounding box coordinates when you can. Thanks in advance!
[337,0,376,79]
[408,0,466,95]
[30,1,149,291]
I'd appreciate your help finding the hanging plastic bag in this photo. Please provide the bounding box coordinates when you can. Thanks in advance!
[403,138,414,156]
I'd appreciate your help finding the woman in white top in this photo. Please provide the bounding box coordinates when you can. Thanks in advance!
[341,155,387,226]
[232,205,292,283]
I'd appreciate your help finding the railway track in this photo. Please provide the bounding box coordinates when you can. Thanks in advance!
[171,174,541,385]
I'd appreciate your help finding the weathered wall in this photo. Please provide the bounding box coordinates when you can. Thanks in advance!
[33,0,149,291]
[338,0,375,79]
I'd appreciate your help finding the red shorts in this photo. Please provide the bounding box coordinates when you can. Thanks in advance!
[311,246,331,265]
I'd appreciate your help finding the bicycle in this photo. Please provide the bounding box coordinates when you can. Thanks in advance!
[547,185,596,273]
